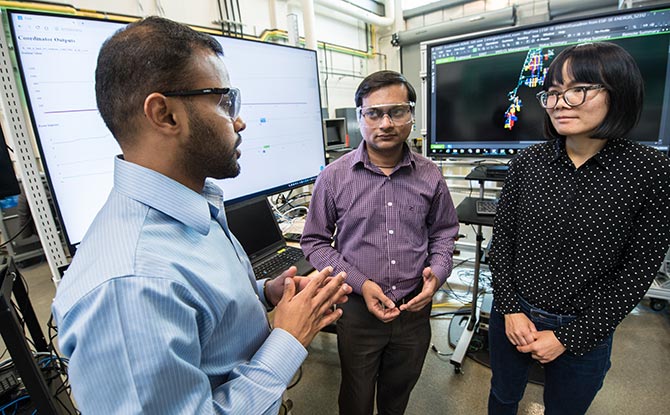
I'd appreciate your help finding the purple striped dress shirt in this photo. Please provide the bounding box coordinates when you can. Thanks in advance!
[301,143,459,302]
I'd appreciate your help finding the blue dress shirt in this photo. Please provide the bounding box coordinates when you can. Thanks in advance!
[52,156,307,414]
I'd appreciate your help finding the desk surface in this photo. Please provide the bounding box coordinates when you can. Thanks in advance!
[456,197,495,227]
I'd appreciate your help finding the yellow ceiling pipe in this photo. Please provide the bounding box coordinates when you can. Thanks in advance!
[259,28,375,60]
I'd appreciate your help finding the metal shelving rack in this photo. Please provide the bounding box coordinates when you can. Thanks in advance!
[0,10,69,284]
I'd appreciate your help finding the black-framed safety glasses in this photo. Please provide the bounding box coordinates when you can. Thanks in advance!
[162,87,241,120]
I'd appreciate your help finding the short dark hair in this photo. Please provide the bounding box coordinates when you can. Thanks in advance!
[95,16,223,144]
[542,42,644,140]
[354,70,416,108]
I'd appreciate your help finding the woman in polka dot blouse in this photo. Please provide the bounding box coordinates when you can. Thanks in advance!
[487,42,670,414]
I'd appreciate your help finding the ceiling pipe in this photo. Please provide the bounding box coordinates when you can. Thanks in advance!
[300,0,318,50]
[268,0,278,29]
[314,0,395,27]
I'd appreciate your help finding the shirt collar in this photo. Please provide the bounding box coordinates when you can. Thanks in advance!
[113,156,217,235]
[349,141,416,172]
[593,138,626,169]
[550,137,621,170]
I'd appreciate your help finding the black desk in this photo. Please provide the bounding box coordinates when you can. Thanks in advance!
[449,167,505,374]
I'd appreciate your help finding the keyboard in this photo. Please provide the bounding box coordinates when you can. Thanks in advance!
[476,199,498,216]
[252,246,306,279]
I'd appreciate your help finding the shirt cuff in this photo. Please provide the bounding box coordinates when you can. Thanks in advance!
[257,278,273,311]
[430,264,449,286]
[493,298,522,315]
[553,328,575,353]
[340,267,368,295]
[256,329,308,385]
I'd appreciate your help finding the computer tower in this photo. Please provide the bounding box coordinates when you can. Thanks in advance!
[335,107,363,149]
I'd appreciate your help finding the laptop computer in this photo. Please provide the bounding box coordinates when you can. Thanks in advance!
[225,196,315,279]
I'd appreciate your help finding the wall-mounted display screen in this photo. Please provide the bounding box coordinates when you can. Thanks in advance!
[425,5,670,159]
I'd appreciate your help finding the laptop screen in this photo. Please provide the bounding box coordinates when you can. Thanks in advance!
[225,197,284,261]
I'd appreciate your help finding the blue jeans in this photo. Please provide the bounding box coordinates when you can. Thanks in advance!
[488,297,613,415]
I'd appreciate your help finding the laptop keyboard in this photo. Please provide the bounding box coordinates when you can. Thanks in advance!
[476,199,498,216]
[252,246,306,279]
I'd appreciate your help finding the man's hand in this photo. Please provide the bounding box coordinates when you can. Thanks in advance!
[361,280,400,323]
[504,312,537,346]
[516,330,566,364]
[272,267,352,347]
[399,267,439,312]
[264,266,313,307]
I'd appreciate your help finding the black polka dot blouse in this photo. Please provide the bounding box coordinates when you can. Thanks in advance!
[489,137,670,355]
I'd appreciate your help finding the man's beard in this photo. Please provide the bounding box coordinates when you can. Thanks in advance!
[182,107,241,182]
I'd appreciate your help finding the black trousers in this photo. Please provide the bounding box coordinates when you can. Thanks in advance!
[336,292,431,415]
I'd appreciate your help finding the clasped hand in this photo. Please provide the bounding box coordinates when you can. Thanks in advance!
[504,313,566,364]
[362,267,439,323]
[270,266,351,347]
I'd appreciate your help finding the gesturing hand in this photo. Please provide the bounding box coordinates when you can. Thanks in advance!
[264,266,317,307]
[361,280,400,323]
[272,267,351,347]
[399,267,439,312]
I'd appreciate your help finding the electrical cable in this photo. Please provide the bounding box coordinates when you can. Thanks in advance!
[430,310,470,318]
[216,0,226,34]
[0,218,33,249]
[430,344,452,357]
[280,206,308,220]
[235,0,243,36]
[0,396,30,413]
[219,0,230,35]
[452,257,474,269]
[0,268,78,414]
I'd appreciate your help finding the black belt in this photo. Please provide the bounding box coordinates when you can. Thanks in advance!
[393,282,424,308]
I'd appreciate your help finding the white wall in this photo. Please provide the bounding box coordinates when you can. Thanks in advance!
[70,0,384,114]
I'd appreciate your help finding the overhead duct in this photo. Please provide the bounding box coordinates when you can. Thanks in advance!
[403,0,472,20]
[549,0,618,19]
[392,6,516,47]
[315,0,395,27]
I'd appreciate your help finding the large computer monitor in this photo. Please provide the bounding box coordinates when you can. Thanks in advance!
[425,5,670,159]
[6,9,326,250]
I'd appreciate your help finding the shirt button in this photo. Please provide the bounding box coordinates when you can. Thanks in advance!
[389,230,394,234]
[392,285,396,290]
[387,202,393,206]
[391,260,396,265]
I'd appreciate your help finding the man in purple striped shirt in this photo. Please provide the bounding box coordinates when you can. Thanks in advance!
[301,70,459,415]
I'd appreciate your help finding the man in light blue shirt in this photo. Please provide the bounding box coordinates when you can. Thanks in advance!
[52,17,350,414]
